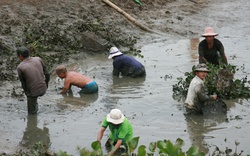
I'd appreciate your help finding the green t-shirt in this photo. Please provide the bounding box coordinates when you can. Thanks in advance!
[102,117,133,143]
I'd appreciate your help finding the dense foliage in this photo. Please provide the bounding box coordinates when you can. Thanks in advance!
[172,63,250,101]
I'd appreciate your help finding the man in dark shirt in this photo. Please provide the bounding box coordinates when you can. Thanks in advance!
[17,47,50,114]
[198,27,228,65]
[108,47,146,78]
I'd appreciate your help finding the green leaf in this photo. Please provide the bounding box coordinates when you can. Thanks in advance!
[91,141,101,150]
[157,140,168,153]
[187,146,199,156]
[175,138,184,148]
[148,142,157,152]
[137,145,146,156]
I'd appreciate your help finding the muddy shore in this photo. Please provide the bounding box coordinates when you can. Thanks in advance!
[1,0,250,155]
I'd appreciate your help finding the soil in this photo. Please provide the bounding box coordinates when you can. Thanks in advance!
[1,0,250,155]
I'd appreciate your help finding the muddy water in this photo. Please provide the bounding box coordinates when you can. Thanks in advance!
[1,0,250,155]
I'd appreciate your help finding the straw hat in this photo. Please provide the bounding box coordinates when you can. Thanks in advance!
[107,109,125,124]
[201,27,218,37]
[108,47,123,59]
[194,63,210,72]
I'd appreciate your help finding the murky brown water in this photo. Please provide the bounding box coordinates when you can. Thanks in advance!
[0,0,250,155]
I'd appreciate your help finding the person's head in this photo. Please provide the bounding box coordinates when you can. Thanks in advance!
[108,47,123,59]
[107,109,125,125]
[202,27,218,44]
[55,65,67,78]
[194,63,209,80]
[16,47,30,60]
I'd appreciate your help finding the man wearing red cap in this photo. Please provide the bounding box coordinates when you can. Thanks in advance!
[198,27,228,65]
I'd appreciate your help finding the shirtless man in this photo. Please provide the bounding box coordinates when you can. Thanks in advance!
[55,65,98,94]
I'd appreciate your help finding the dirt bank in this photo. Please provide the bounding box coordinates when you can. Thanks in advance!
[3,0,250,155]
[0,0,211,82]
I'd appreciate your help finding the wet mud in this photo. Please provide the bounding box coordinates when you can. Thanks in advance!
[0,0,250,155]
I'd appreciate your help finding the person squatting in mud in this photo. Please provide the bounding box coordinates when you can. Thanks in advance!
[184,63,217,115]
[198,27,228,65]
[97,109,133,156]
[55,65,98,95]
[16,47,50,114]
[108,47,146,78]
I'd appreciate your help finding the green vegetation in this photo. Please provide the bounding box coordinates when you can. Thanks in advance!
[172,63,250,101]
[7,137,250,156]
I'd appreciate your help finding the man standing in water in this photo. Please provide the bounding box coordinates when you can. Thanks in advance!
[55,65,98,94]
[184,63,217,115]
[17,47,50,114]
[108,47,146,78]
[198,27,228,65]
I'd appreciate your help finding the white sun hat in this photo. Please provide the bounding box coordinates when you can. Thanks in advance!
[107,109,125,124]
[108,47,123,59]
[194,63,210,72]
[201,27,218,37]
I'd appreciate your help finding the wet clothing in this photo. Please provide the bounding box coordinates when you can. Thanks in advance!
[198,38,225,65]
[184,75,214,115]
[17,57,50,114]
[112,54,146,78]
[102,116,133,144]
[78,81,98,94]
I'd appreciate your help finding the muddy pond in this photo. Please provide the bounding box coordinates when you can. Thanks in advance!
[0,0,250,155]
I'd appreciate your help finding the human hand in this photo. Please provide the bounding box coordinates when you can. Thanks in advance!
[97,140,101,146]
[212,95,217,100]
[108,151,114,156]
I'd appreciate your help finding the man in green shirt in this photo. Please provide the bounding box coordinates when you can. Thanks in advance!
[97,109,133,155]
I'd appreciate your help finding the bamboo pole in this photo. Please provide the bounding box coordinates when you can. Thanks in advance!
[101,0,157,34]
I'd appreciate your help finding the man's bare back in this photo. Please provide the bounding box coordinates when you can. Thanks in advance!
[64,71,92,89]
[56,65,98,94]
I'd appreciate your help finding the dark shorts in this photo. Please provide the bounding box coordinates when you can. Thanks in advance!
[78,81,98,94]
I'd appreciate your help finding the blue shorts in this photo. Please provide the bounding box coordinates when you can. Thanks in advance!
[78,81,98,94]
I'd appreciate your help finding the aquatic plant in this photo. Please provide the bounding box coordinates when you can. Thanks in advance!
[5,138,250,156]
[74,137,205,156]
[172,63,250,101]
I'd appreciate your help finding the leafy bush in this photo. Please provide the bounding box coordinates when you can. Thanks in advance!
[172,63,250,101]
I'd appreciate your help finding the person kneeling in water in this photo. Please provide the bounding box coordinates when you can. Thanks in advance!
[55,65,98,95]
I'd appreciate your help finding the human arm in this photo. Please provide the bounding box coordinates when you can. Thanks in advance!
[40,58,50,88]
[112,58,122,76]
[217,39,228,64]
[97,127,106,142]
[198,45,208,64]
[17,68,27,94]
[109,139,123,155]
[60,85,70,94]
[60,77,72,94]
[195,84,216,102]
[221,53,228,64]
[112,68,120,76]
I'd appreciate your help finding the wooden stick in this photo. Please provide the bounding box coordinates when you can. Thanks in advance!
[102,0,157,33]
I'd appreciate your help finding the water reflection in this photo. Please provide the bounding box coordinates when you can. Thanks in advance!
[111,76,146,95]
[185,112,227,154]
[60,88,99,107]
[101,76,146,110]
[20,114,50,148]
